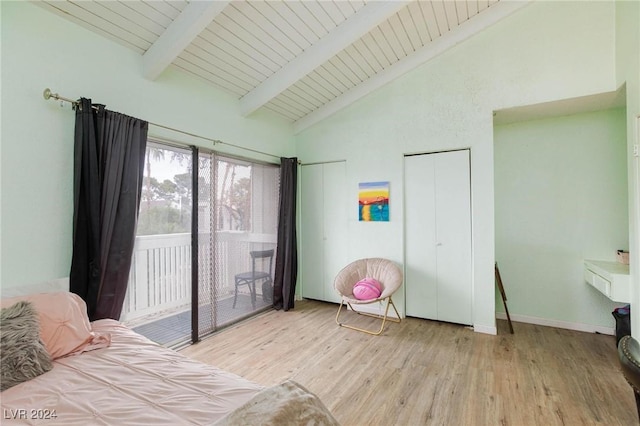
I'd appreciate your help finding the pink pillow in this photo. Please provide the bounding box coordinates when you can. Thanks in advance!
[0,292,110,359]
[353,278,382,300]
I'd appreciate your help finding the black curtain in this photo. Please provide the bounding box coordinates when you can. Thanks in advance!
[70,98,148,321]
[273,157,298,311]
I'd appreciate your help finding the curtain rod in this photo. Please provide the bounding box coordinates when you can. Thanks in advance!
[42,88,284,162]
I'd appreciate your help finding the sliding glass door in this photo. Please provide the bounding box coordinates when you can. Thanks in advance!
[197,153,280,338]
[121,142,280,347]
[120,143,193,346]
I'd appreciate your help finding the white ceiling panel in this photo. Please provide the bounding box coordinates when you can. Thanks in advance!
[353,36,386,73]
[456,1,470,22]
[216,10,291,67]
[190,35,265,83]
[172,56,247,96]
[296,76,334,104]
[395,9,422,52]
[284,1,331,40]
[306,68,345,98]
[36,0,531,132]
[123,2,175,28]
[200,23,280,76]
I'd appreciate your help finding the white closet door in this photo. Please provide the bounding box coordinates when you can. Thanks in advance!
[405,154,439,319]
[434,150,472,324]
[300,164,324,300]
[323,161,347,303]
[405,150,472,325]
[300,161,347,303]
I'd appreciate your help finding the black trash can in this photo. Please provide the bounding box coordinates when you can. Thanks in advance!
[613,304,631,348]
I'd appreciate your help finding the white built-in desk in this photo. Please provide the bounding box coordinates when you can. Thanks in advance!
[584,259,630,303]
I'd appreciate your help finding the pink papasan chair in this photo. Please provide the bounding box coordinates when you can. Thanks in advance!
[333,258,403,335]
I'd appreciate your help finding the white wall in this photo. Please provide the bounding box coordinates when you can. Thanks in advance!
[615,0,640,338]
[0,2,295,291]
[495,108,628,331]
[3,0,636,336]
[295,1,619,333]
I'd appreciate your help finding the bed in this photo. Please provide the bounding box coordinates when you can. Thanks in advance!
[0,291,339,425]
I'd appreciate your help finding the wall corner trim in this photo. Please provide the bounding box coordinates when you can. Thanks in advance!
[496,312,615,335]
[473,324,498,335]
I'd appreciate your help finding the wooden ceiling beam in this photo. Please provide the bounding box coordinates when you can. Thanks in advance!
[143,1,230,80]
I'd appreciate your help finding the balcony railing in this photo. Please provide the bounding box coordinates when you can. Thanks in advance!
[121,231,276,324]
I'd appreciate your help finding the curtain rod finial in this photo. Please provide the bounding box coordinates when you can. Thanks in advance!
[43,88,61,101]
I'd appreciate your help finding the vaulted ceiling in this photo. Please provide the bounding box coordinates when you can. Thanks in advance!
[37,0,530,132]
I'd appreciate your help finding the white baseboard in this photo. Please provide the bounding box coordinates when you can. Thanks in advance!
[474,324,498,335]
[496,312,615,336]
[299,297,614,336]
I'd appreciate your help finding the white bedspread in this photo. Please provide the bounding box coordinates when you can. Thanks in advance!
[1,320,262,425]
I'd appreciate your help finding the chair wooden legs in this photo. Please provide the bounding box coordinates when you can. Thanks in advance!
[335,297,401,335]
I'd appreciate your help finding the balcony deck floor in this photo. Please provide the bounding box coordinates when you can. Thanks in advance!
[132,294,271,347]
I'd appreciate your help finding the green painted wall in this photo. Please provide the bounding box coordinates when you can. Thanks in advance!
[494,108,628,329]
[295,1,620,333]
[1,0,637,336]
[0,2,295,291]
[615,0,640,338]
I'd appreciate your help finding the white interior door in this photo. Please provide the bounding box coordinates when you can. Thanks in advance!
[405,154,439,320]
[434,150,472,324]
[323,161,347,303]
[300,161,347,303]
[405,150,472,325]
[300,164,324,300]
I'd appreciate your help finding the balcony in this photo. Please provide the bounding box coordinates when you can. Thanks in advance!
[120,231,275,346]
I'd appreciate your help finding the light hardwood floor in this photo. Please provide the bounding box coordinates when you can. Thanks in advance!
[180,299,637,425]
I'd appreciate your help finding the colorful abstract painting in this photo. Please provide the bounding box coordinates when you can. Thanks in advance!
[359,181,389,222]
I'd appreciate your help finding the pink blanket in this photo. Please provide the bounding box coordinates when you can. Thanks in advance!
[1,320,262,425]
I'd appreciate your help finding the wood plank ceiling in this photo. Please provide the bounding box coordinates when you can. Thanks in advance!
[36,0,529,132]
